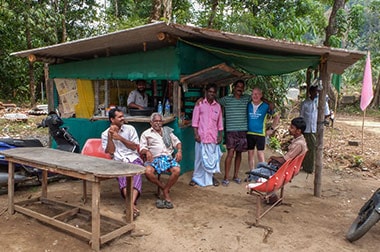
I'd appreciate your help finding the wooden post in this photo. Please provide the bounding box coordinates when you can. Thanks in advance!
[173,80,180,118]
[314,54,329,197]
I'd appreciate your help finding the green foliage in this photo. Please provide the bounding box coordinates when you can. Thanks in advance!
[1,0,380,105]
[269,136,281,151]
[352,155,363,167]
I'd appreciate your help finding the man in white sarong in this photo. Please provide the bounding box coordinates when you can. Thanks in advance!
[190,83,223,187]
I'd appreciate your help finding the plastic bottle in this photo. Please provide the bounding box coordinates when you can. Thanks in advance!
[157,101,163,115]
[164,99,170,117]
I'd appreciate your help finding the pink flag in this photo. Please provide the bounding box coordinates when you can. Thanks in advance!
[360,52,373,111]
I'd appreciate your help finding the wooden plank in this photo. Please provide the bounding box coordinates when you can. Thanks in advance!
[53,207,80,222]
[14,205,92,240]
[0,148,146,179]
[100,223,135,245]
[39,198,125,226]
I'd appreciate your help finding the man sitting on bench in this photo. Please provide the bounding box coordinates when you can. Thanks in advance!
[247,117,308,183]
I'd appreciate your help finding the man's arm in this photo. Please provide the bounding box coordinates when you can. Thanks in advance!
[127,90,145,110]
[128,102,144,110]
[139,134,153,162]
[174,143,182,162]
[268,155,285,165]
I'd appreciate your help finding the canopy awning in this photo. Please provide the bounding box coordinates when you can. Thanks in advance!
[12,22,365,77]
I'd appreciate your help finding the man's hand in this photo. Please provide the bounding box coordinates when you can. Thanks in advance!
[109,125,122,140]
[145,150,153,162]
[217,134,223,144]
[175,151,182,162]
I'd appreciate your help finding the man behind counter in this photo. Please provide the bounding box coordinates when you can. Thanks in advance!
[127,79,149,110]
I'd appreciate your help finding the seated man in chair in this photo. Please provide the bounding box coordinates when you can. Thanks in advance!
[247,117,308,183]
[140,112,182,209]
[101,108,143,218]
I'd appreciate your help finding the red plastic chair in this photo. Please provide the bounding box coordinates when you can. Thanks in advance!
[81,138,111,159]
[247,158,292,224]
[284,153,305,184]
[291,153,306,178]
[81,138,111,203]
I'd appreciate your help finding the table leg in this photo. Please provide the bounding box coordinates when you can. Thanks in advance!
[125,176,134,223]
[82,180,87,203]
[91,180,100,251]
[8,161,15,214]
[41,170,48,198]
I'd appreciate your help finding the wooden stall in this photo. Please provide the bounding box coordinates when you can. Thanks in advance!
[12,22,364,177]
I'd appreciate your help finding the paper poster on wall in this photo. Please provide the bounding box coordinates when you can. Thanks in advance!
[54,78,79,116]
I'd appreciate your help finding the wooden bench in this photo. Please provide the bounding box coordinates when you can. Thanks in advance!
[246,154,306,225]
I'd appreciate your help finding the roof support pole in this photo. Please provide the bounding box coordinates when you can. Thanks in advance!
[314,54,329,197]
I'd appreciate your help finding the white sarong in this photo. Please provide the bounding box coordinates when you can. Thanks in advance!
[192,142,222,186]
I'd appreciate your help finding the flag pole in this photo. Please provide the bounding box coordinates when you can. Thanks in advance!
[360,51,373,154]
[361,109,366,154]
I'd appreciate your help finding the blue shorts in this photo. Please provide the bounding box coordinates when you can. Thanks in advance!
[145,155,180,174]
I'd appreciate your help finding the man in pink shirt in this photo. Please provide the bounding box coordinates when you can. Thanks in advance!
[190,83,224,187]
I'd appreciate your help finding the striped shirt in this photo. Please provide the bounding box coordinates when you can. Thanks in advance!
[218,94,251,132]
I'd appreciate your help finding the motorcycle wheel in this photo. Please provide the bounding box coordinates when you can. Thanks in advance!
[346,207,380,242]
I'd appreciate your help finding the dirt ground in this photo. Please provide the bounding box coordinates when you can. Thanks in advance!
[0,116,379,252]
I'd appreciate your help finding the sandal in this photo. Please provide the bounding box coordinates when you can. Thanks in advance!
[133,209,140,219]
[212,177,220,187]
[233,177,242,184]
[156,199,174,209]
[163,200,174,209]
[156,199,166,209]
[221,179,229,187]
[189,180,197,186]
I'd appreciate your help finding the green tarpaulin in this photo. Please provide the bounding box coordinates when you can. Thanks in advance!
[49,41,320,80]
[50,47,180,80]
[178,40,320,76]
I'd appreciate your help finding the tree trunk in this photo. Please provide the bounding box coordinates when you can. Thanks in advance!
[114,0,119,17]
[315,56,329,197]
[163,0,172,22]
[207,0,219,28]
[61,0,68,43]
[371,72,380,108]
[151,0,162,21]
[25,6,36,107]
[324,0,346,47]
[314,0,347,197]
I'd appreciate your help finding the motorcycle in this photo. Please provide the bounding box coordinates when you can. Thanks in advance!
[346,188,380,242]
[0,138,44,189]
[38,111,80,153]
[0,111,80,190]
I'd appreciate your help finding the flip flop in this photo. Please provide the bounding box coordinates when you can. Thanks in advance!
[189,180,197,186]
[156,199,166,209]
[163,200,174,209]
[133,210,140,219]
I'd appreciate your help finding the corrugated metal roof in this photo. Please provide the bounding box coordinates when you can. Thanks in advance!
[12,22,365,74]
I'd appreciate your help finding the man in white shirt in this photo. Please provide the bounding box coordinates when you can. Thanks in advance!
[140,113,182,209]
[101,108,143,218]
[300,85,330,173]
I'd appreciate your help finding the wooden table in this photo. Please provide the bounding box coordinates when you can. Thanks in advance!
[0,147,145,251]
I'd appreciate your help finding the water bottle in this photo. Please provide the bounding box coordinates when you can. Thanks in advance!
[157,101,163,115]
[164,99,170,117]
